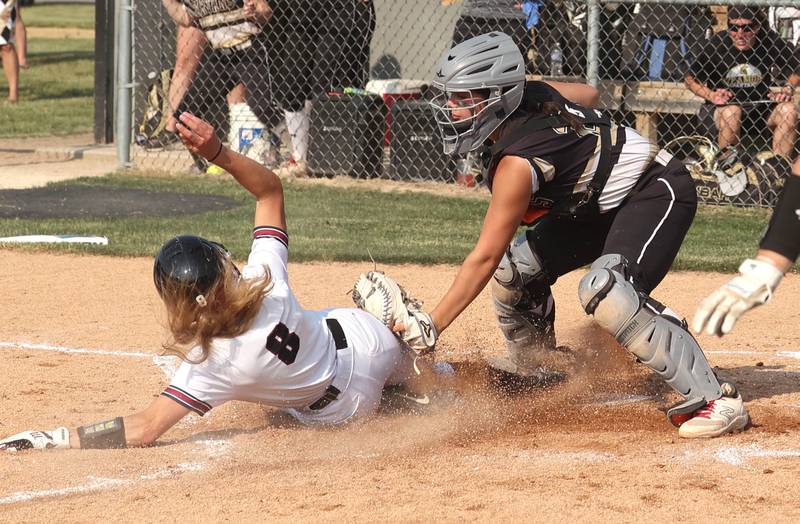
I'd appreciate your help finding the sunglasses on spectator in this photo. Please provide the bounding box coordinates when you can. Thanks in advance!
[728,23,757,33]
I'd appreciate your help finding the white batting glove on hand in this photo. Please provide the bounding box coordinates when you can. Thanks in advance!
[692,258,784,336]
[352,271,438,354]
[0,428,71,452]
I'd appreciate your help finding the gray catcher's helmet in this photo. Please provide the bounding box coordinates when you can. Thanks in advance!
[429,32,526,156]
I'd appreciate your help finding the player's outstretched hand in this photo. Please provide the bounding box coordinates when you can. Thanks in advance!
[352,271,438,354]
[0,428,71,452]
[692,258,784,336]
[174,112,223,161]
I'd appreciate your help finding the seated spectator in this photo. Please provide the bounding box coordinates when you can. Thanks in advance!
[684,6,800,158]
[1,0,18,103]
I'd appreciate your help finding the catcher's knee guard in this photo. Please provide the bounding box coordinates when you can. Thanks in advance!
[491,235,556,372]
[578,254,723,420]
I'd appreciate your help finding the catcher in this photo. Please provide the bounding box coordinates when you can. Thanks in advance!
[359,32,749,439]
[0,112,428,452]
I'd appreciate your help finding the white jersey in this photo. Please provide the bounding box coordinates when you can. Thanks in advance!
[163,226,412,425]
[164,226,342,414]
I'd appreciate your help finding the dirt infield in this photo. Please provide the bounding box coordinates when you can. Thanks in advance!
[1,250,800,521]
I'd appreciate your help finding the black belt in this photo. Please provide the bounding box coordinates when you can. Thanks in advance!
[308,318,348,411]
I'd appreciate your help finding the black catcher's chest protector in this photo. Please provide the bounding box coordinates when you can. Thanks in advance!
[480,83,618,222]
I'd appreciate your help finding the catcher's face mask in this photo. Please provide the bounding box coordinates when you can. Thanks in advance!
[430,86,504,156]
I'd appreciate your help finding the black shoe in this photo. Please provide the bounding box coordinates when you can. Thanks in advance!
[487,356,566,394]
[381,385,459,415]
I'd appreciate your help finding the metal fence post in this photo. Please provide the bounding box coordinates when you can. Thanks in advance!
[585,0,600,87]
[116,0,134,168]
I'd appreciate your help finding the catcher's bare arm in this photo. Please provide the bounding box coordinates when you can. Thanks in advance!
[430,158,531,333]
[175,112,286,231]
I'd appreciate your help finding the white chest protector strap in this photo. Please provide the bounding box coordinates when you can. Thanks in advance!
[578,254,723,424]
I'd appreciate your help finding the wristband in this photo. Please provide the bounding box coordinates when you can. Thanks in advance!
[208,142,224,163]
[77,417,127,449]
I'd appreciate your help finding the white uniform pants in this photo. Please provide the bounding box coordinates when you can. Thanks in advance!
[285,308,414,425]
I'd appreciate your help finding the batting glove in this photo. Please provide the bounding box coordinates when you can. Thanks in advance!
[0,428,71,452]
[692,258,784,336]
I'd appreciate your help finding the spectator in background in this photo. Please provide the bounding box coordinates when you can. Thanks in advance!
[620,4,711,82]
[1,0,19,103]
[269,0,376,175]
[13,2,24,69]
[161,0,281,142]
[165,25,209,137]
[685,6,800,159]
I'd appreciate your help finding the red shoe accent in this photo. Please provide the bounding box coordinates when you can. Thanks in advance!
[669,412,693,426]
[692,400,716,419]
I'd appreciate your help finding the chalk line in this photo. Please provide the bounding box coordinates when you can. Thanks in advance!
[0,341,152,358]
[0,342,227,506]
[713,444,800,466]
[0,462,203,506]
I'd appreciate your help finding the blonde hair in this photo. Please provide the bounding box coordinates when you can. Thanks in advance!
[160,260,273,363]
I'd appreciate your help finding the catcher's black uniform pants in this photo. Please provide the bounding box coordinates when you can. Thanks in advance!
[526,156,697,295]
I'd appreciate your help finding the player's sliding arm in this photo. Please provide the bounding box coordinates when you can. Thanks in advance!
[175,111,286,230]
[0,397,190,451]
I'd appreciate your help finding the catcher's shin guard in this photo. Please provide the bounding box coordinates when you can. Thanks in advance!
[489,236,565,385]
[578,254,723,423]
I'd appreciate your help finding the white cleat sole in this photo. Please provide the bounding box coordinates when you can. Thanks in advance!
[678,413,750,439]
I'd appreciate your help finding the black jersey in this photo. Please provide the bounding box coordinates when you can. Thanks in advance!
[485,82,658,223]
[689,30,800,103]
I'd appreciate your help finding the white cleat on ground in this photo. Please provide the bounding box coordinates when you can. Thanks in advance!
[678,394,750,438]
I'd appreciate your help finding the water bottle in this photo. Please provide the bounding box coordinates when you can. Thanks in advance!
[455,153,476,187]
[550,43,564,77]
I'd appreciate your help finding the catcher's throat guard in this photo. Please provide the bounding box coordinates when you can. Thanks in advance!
[578,255,724,425]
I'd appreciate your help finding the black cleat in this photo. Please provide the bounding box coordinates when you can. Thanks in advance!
[487,356,566,394]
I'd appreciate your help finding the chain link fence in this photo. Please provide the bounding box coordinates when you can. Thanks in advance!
[128,0,799,206]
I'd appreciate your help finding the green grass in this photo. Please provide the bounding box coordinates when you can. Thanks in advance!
[20,4,95,29]
[0,38,94,137]
[0,174,487,264]
[0,173,783,273]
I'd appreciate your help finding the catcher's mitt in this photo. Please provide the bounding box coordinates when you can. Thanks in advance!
[351,271,438,354]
